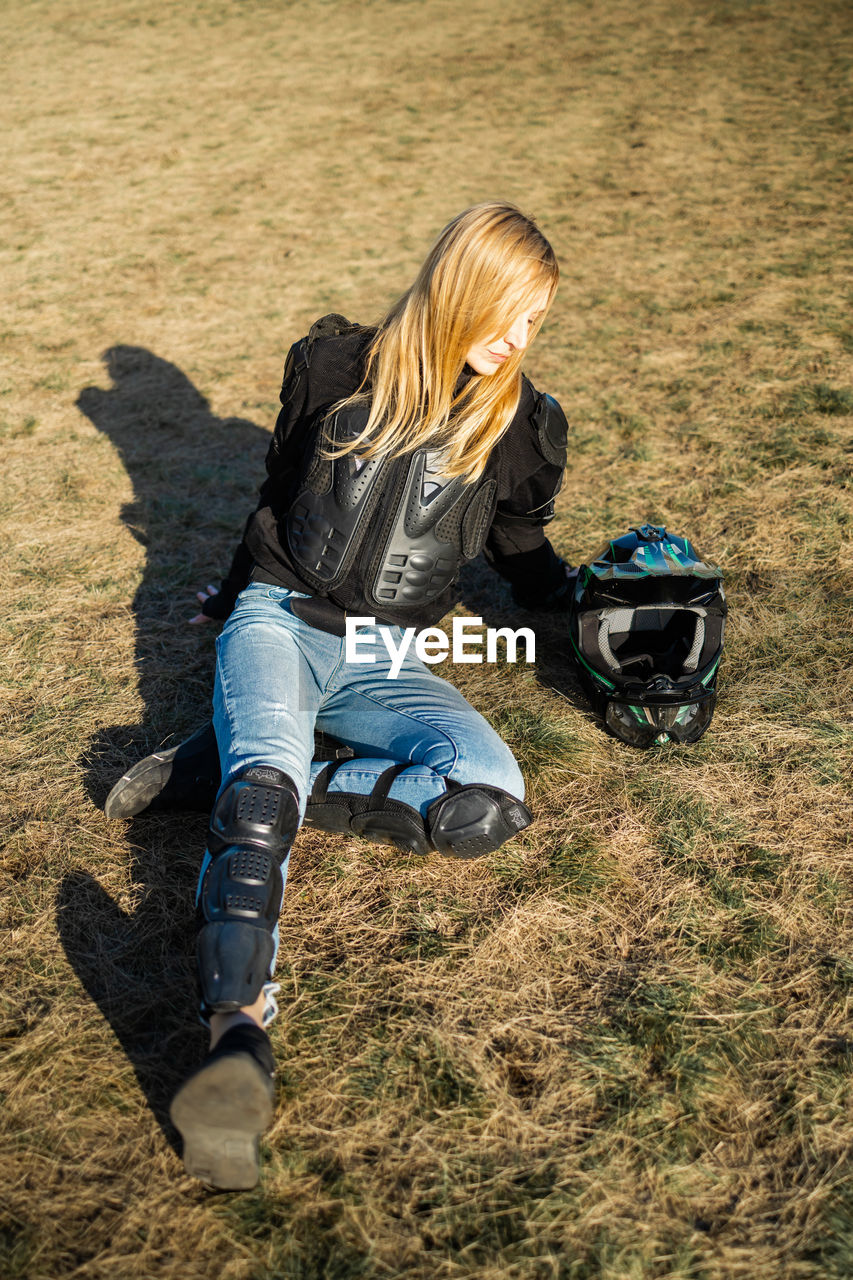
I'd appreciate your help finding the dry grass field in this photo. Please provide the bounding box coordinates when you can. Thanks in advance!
[3,0,853,1275]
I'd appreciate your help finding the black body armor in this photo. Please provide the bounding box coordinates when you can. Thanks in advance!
[286,407,498,609]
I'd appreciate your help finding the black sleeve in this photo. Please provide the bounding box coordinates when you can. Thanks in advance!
[201,514,256,619]
[484,489,568,606]
[483,387,571,608]
[201,338,310,620]
[264,336,312,484]
[485,527,565,596]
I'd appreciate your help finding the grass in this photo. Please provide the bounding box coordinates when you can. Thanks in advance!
[2,0,853,1275]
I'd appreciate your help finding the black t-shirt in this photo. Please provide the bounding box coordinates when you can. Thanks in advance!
[206,316,567,629]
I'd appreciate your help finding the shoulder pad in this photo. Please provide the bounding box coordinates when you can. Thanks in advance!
[531,391,569,468]
[306,313,361,355]
[282,314,362,398]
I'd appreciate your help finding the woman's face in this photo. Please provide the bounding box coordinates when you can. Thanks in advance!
[465,286,551,376]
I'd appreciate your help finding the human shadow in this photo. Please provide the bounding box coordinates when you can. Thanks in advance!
[77,344,271,784]
[58,346,272,1141]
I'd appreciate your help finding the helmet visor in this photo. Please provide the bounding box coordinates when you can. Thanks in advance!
[604,698,714,747]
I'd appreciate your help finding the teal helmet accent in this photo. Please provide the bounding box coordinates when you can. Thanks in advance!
[570,525,726,747]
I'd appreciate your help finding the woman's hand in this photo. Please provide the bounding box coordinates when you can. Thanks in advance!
[512,560,577,611]
[189,584,220,625]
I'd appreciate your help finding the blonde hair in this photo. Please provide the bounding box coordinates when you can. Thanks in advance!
[328,202,559,481]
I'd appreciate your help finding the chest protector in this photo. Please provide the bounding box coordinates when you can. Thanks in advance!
[286,408,497,609]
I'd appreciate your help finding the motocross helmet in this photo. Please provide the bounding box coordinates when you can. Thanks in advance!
[569,525,726,747]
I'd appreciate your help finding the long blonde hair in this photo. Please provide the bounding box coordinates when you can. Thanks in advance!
[327,202,559,481]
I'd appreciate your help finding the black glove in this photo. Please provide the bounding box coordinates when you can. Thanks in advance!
[200,586,237,621]
[512,562,577,612]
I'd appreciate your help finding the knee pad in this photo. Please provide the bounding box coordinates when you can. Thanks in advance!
[207,765,300,860]
[198,766,300,1013]
[426,783,532,859]
[304,761,532,859]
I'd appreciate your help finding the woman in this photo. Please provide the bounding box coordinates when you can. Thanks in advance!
[146,203,570,1188]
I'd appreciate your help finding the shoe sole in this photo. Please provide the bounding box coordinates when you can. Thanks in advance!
[170,1052,274,1190]
[104,749,179,819]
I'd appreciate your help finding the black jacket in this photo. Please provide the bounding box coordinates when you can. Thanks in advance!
[205,316,568,629]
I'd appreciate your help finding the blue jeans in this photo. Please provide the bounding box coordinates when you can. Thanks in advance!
[201,583,524,1016]
[213,582,524,817]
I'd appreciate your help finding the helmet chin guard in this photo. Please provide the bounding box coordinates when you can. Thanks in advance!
[569,525,726,747]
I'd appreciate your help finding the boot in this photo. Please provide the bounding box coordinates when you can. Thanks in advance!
[104,723,353,819]
[170,1023,275,1190]
[104,721,220,818]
